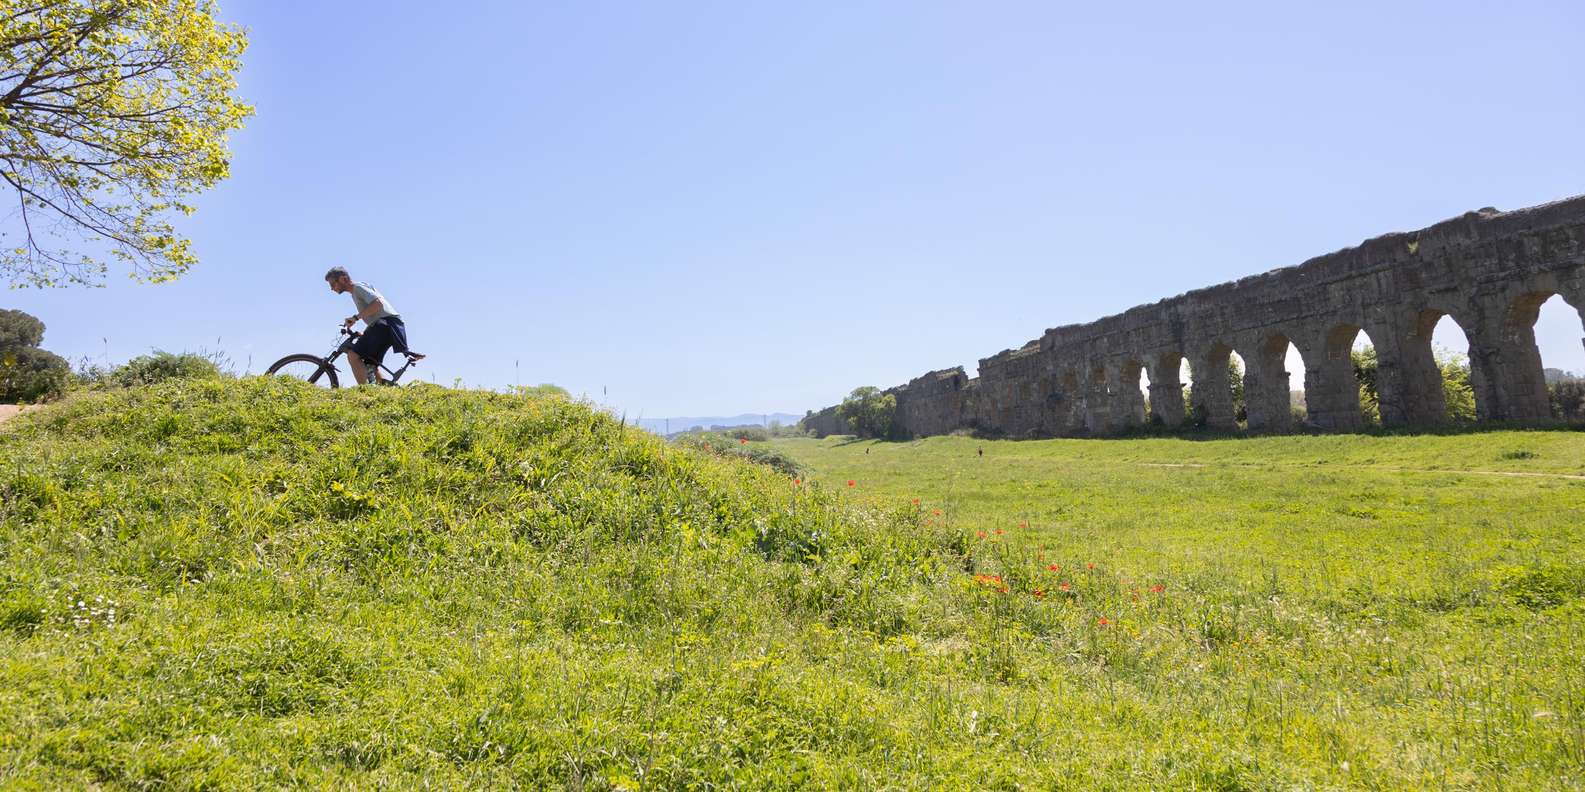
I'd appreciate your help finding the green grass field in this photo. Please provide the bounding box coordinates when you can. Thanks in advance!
[2,380,1583,789]
[771,432,1585,789]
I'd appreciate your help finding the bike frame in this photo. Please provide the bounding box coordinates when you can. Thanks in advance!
[329,328,419,385]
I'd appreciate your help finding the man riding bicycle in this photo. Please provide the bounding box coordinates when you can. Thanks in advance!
[324,266,422,384]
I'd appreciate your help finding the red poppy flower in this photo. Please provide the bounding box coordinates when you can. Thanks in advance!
[912,498,920,505]
[977,531,986,539]
[932,509,942,516]
[1150,584,1164,594]
[1019,522,1028,529]
[994,528,1004,536]
[1047,564,1060,572]
[1085,562,1096,570]
[740,438,748,445]
[1032,589,1045,598]
[1097,617,1110,627]
[793,478,801,486]
[846,480,855,487]
[1058,581,1070,592]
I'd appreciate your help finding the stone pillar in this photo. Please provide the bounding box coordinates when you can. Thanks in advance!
[1466,296,1552,422]
[1083,367,1112,434]
[1243,345,1293,432]
[1369,314,1446,427]
[1189,351,1237,430]
[1057,372,1085,435]
[1147,356,1186,426]
[1304,327,1364,431]
[1112,365,1146,429]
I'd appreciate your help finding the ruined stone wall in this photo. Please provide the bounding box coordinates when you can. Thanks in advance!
[798,406,847,437]
[806,196,1585,438]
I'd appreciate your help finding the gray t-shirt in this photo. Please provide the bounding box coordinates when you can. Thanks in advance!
[351,281,399,326]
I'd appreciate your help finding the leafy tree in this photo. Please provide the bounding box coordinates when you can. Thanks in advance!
[1352,346,1380,423]
[1,0,252,287]
[1352,345,1475,423]
[0,306,45,348]
[1437,353,1476,422]
[837,385,896,439]
[1229,356,1246,423]
[0,307,66,400]
[1551,380,1585,422]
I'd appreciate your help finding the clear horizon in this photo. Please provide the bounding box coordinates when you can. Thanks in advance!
[6,0,1583,417]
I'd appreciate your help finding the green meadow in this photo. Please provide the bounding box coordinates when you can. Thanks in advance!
[2,379,1583,789]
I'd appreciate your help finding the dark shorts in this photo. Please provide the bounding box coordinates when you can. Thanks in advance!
[351,317,408,365]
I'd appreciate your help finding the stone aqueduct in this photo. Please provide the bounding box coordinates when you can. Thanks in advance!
[803,195,1585,438]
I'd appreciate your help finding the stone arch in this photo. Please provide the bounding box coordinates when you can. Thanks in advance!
[1306,322,1375,430]
[1243,332,1306,431]
[1414,307,1478,422]
[1483,288,1585,421]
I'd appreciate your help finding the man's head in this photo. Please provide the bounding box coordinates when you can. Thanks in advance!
[325,266,352,294]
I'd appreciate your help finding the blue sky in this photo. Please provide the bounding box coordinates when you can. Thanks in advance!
[7,0,1584,416]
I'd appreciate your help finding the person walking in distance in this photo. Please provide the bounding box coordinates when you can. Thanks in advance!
[324,267,422,384]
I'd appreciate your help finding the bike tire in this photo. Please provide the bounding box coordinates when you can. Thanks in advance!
[265,354,340,388]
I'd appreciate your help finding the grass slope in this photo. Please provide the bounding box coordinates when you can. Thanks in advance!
[2,379,1583,788]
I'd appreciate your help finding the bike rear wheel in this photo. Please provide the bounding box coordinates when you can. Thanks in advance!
[265,354,340,388]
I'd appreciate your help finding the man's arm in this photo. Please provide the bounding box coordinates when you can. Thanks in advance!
[344,298,385,327]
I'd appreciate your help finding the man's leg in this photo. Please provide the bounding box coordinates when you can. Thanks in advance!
[348,353,371,385]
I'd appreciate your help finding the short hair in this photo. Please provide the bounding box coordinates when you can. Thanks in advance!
[324,266,349,281]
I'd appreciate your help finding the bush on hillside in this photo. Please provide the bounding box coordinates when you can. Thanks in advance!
[0,346,70,403]
[673,430,803,476]
[109,351,225,387]
[510,383,570,399]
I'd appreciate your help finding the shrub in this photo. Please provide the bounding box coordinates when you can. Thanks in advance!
[672,431,803,476]
[510,383,570,399]
[0,346,70,403]
[837,386,897,439]
[1551,380,1585,422]
[111,351,224,387]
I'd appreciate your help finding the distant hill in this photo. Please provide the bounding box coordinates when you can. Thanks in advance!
[636,413,803,435]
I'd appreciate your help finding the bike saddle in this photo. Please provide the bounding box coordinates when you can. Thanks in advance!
[403,351,426,361]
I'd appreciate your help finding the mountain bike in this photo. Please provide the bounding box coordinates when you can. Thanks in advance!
[265,327,424,388]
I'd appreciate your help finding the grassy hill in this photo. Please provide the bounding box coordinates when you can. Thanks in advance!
[2,380,1583,788]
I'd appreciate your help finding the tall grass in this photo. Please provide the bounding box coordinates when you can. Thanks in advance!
[2,380,1583,788]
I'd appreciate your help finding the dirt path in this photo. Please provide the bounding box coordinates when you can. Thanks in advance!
[0,404,41,426]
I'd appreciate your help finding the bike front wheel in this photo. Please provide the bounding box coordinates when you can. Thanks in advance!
[265,354,340,388]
